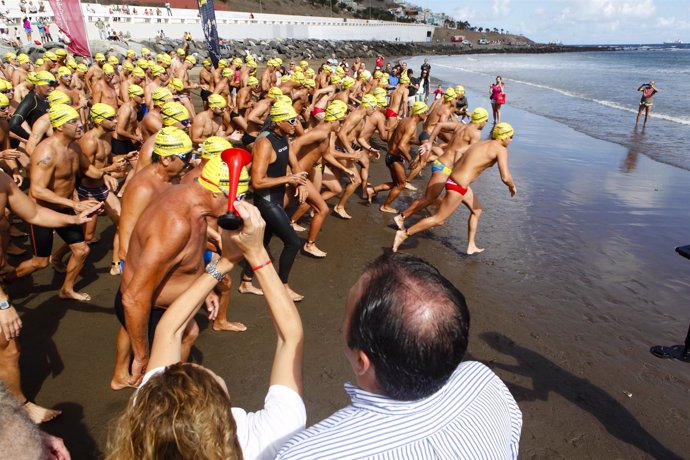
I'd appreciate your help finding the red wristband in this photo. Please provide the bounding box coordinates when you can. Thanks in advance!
[251,260,272,272]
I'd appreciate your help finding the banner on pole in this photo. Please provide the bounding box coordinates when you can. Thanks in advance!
[197,0,222,67]
[48,0,91,57]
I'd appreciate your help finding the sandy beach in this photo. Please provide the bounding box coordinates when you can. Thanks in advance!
[6,79,689,459]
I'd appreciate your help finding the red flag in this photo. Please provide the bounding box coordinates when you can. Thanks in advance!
[48,0,91,57]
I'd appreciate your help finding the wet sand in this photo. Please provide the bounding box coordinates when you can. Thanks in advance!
[7,91,690,459]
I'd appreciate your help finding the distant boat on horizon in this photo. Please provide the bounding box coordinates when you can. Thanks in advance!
[663,39,683,44]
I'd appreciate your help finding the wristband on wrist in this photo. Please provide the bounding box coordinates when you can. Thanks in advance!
[251,260,272,272]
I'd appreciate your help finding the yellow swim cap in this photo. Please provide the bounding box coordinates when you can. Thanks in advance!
[102,63,115,75]
[443,87,457,101]
[55,48,67,57]
[267,59,277,68]
[48,104,79,128]
[455,85,465,95]
[153,126,192,157]
[43,51,57,61]
[137,58,149,69]
[358,70,371,81]
[274,58,283,65]
[471,107,489,124]
[161,102,190,126]
[128,84,144,97]
[157,54,171,65]
[95,53,106,62]
[492,122,514,140]
[169,78,184,91]
[270,101,297,122]
[232,57,243,67]
[151,65,165,77]
[200,136,232,160]
[299,60,309,69]
[342,77,356,89]
[399,74,411,85]
[152,87,173,107]
[372,87,386,97]
[127,49,136,57]
[330,75,342,85]
[245,54,254,63]
[335,66,345,76]
[373,70,383,79]
[281,75,291,83]
[0,80,11,91]
[141,48,151,56]
[322,66,332,74]
[292,72,305,83]
[108,55,119,65]
[303,78,316,88]
[48,90,72,106]
[207,93,227,108]
[132,67,145,78]
[361,94,377,108]
[35,58,44,66]
[247,76,259,86]
[202,58,212,66]
[77,63,88,73]
[185,55,197,65]
[34,70,56,86]
[221,67,233,78]
[412,101,428,115]
[91,103,117,124]
[304,68,315,77]
[122,62,134,72]
[376,94,388,108]
[57,66,72,77]
[176,48,185,56]
[17,54,30,64]
[246,60,257,69]
[198,156,249,195]
[218,59,228,68]
[325,100,347,122]
[267,86,283,99]
[66,58,78,69]
[0,94,9,108]
[4,52,16,61]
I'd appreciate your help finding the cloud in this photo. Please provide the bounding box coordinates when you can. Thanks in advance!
[557,0,656,22]
[492,0,511,17]
[453,6,476,21]
[656,16,690,29]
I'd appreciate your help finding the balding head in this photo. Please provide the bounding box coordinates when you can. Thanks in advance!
[346,253,470,401]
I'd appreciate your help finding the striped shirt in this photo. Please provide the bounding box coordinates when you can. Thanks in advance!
[276,361,522,460]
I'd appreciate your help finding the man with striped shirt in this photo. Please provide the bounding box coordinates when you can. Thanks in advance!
[277,252,522,459]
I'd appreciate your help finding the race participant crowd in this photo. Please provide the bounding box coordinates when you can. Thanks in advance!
[0,39,520,459]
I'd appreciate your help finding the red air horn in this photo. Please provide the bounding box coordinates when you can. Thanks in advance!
[217,147,253,230]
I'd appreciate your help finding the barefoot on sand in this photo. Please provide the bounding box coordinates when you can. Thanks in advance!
[333,206,352,220]
[379,205,398,214]
[23,401,61,424]
[58,290,91,302]
[213,320,247,332]
[394,213,406,230]
[392,230,408,252]
[467,245,485,255]
[303,242,327,258]
[110,376,136,391]
[366,186,376,204]
[238,281,264,296]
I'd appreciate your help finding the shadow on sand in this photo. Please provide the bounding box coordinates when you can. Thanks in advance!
[480,331,682,459]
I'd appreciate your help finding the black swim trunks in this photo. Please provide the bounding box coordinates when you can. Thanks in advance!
[112,137,137,155]
[77,184,109,202]
[114,288,166,346]
[29,210,84,257]
[200,88,212,102]
[385,153,404,167]
[418,131,431,142]
[241,132,257,147]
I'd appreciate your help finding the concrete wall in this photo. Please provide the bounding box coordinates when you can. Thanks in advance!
[3,1,434,43]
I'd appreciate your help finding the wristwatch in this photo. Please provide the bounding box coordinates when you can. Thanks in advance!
[205,258,224,282]
[0,299,10,310]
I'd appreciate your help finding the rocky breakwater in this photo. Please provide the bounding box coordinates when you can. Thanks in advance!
[0,38,613,64]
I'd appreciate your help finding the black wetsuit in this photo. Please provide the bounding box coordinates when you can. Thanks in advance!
[244,129,300,284]
[9,90,49,140]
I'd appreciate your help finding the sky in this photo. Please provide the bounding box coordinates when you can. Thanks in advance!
[422,0,690,44]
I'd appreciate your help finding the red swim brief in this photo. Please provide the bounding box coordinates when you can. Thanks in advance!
[445,178,468,196]
[311,106,325,116]
[384,107,398,118]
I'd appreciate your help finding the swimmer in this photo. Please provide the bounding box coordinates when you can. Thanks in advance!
[635,80,658,127]
[393,122,517,255]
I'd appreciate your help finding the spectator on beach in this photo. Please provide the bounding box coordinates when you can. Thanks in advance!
[165,1,172,15]
[421,57,431,75]
[276,252,522,459]
[22,17,31,42]
[406,69,419,107]
[43,21,52,41]
[376,55,384,69]
[433,84,443,100]
[35,18,45,44]
[635,80,658,128]
[95,18,106,40]
[28,0,37,14]
[419,68,430,102]
[490,75,505,124]
[39,0,45,12]
[19,0,27,14]
[13,26,21,45]
[107,201,307,460]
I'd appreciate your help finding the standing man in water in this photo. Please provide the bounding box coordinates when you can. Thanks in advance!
[635,80,658,127]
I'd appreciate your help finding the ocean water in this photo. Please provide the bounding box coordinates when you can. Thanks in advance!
[407,45,690,171]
